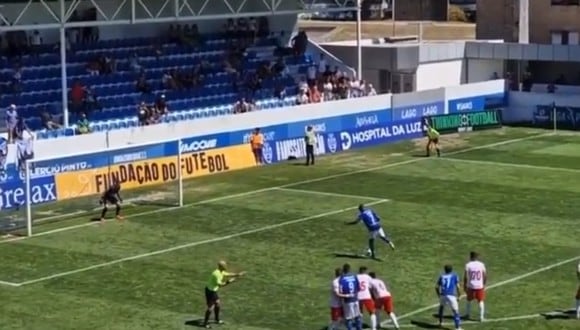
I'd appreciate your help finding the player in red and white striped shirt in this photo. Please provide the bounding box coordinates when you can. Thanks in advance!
[369,271,400,329]
[357,267,378,330]
[463,251,487,321]
[328,268,343,330]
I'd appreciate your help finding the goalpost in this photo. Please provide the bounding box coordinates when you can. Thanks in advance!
[22,138,184,236]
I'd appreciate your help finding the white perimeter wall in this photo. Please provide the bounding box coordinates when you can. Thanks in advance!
[465,59,505,83]
[415,60,465,91]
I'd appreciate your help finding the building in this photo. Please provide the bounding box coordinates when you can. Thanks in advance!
[394,0,448,21]
[477,0,580,84]
[477,0,580,44]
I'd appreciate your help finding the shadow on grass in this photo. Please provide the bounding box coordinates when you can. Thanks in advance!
[332,253,383,262]
[184,319,205,327]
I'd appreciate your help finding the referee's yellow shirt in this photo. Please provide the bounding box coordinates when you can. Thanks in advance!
[207,269,233,292]
[305,131,316,146]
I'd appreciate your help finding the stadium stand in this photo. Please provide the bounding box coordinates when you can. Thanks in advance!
[1,16,364,140]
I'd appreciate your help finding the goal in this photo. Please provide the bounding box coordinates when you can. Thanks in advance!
[21,139,184,236]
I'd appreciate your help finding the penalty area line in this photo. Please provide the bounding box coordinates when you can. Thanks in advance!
[381,254,580,327]
[15,199,390,287]
[275,187,389,202]
[391,313,542,329]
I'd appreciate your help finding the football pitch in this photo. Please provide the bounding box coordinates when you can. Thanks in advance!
[0,127,579,330]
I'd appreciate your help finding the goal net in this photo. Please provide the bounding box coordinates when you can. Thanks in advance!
[15,139,183,236]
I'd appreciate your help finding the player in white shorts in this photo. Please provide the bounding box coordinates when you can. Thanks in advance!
[369,271,400,329]
[575,261,580,320]
[329,268,343,330]
[463,251,487,321]
[356,267,377,330]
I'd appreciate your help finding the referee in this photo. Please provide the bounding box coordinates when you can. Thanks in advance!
[202,261,245,328]
[305,125,316,166]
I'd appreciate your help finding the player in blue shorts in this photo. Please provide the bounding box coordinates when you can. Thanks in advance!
[337,263,363,330]
[348,204,395,259]
[436,264,463,330]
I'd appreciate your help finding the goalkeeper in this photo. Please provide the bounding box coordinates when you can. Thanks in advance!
[99,179,124,223]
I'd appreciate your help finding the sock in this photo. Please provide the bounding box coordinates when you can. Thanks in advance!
[370,313,377,330]
[389,313,400,328]
[330,320,341,330]
[576,299,580,319]
[368,239,375,258]
[345,319,353,330]
[437,305,444,324]
[465,301,471,317]
[214,305,220,322]
[354,316,363,330]
[203,310,211,325]
[452,311,461,329]
[436,147,441,157]
[115,204,121,216]
[426,145,430,156]
[479,301,485,320]
[100,207,107,219]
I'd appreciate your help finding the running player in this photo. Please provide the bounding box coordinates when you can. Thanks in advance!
[424,118,440,157]
[99,179,123,223]
[337,263,363,330]
[347,204,395,259]
[576,260,580,319]
[357,266,377,330]
[369,271,400,329]
[329,268,344,330]
[463,251,487,321]
[436,264,463,330]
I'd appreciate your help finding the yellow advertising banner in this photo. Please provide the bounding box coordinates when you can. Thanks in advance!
[54,144,256,200]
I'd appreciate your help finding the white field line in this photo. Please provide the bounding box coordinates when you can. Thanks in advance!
[14,200,389,287]
[1,132,552,244]
[392,313,542,329]
[381,254,580,327]
[0,279,20,287]
[275,187,388,201]
[440,157,580,174]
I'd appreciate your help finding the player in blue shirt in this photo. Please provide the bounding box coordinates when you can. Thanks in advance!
[435,265,463,330]
[348,204,395,259]
[336,264,363,330]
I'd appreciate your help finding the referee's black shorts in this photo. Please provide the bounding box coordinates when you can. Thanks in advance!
[103,194,118,205]
[429,137,439,144]
[205,287,219,306]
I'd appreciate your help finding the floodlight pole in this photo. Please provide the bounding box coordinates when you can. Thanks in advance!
[391,0,396,37]
[356,0,362,80]
[59,0,69,127]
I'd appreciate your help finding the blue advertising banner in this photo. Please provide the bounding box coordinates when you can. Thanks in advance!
[392,102,444,121]
[448,93,507,113]
[338,119,424,151]
[267,119,424,163]
[227,108,393,145]
[0,176,57,210]
[532,105,580,130]
[180,133,230,153]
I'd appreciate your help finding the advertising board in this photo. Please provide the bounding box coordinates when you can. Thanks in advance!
[426,110,503,134]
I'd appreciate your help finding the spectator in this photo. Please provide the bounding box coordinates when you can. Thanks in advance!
[136,73,152,93]
[155,94,169,116]
[274,84,286,99]
[309,86,322,103]
[248,17,258,41]
[322,77,334,101]
[29,30,42,57]
[257,61,271,79]
[129,53,142,72]
[40,107,61,130]
[317,54,327,76]
[10,66,22,93]
[296,90,309,105]
[306,63,317,86]
[76,113,91,134]
[298,78,308,94]
[168,24,179,43]
[162,71,177,89]
[137,102,150,126]
[6,104,18,143]
[349,79,360,98]
[291,31,308,56]
[366,83,377,96]
[233,98,250,114]
[84,87,100,112]
[272,57,287,76]
[70,80,85,113]
[102,54,116,74]
[246,73,262,95]
[86,58,100,76]
[12,117,33,141]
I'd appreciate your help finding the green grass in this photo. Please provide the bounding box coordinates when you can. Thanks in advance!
[0,127,579,330]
